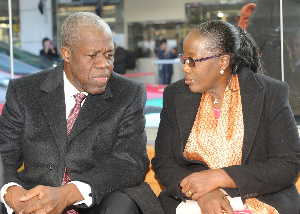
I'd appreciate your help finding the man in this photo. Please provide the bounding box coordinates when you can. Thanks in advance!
[0,12,161,214]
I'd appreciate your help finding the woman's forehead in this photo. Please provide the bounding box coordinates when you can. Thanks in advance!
[183,37,210,54]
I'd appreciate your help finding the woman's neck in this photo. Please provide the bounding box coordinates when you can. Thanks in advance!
[208,87,226,110]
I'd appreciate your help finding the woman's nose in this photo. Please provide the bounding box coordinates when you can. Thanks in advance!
[182,63,191,74]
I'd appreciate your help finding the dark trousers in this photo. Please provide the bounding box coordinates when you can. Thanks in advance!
[1,191,141,214]
[158,190,181,214]
[79,191,141,214]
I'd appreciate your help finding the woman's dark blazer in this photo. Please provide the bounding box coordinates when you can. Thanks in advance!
[152,67,300,213]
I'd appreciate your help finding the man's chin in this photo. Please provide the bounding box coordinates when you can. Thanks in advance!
[86,85,107,95]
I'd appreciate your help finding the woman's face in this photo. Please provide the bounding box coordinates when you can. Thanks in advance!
[182,32,225,94]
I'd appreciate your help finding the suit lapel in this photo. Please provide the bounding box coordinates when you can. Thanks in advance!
[38,63,113,150]
[175,83,202,151]
[39,64,68,155]
[67,83,113,141]
[239,69,264,163]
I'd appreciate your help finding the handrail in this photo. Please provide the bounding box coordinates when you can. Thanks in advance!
[8,0,14,79]
[280,0,284,81]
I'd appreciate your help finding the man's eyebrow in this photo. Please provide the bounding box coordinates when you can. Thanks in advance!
[85,49,97,54]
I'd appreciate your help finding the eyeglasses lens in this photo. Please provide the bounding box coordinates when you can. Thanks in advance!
[186,57,194,67]
[179,55,185,64]
[179,55,195,67]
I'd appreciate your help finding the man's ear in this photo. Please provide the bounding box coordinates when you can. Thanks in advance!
[60,46,70,63]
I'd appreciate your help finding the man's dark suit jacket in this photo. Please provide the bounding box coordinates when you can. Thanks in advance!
[152,67,300,213]
[0,63,163,213]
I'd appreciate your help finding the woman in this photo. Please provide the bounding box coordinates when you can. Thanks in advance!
[152,20,300,214]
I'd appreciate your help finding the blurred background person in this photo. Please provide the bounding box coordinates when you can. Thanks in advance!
[113,43,127,74]
[40,37,60,61]
[157,38,176,85]
[237,3,256,29]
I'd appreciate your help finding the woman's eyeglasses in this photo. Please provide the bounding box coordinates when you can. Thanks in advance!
[179,54,223,67]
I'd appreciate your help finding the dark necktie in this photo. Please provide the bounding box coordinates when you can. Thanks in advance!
[63,93,87,213]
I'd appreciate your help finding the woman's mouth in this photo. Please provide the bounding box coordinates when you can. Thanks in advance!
[185,78,194,85]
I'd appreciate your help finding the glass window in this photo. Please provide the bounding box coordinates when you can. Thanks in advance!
[0,1,20,46]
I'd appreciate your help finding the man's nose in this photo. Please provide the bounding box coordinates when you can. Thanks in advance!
[95,54,110,68]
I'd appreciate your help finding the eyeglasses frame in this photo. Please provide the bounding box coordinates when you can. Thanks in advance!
[179,54,223,67]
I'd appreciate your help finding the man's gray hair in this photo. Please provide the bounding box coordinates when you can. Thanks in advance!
[60,12,112,48]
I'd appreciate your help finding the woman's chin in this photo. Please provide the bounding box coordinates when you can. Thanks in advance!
[188,85,201,93]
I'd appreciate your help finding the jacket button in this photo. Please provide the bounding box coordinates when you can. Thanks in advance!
[47,163,55,170]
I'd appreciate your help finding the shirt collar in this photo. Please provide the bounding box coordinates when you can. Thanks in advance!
[63,71,88,99]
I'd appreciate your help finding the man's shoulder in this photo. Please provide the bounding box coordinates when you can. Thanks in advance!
[14,64,62,85]
[107,72,146,101]
[9,64,62,94]
[110,72,144,89]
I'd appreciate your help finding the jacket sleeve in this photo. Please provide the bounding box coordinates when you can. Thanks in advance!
[0,79,26,186]
[152,86,208,200]
[223,80,300,200]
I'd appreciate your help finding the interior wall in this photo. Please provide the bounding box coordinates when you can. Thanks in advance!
[19,0,53,55]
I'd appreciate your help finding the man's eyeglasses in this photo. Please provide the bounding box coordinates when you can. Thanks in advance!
[179,54,223,67]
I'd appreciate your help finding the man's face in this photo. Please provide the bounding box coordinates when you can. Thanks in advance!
[62,29,114,95]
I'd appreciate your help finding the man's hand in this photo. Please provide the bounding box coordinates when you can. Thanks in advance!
[180,169,237,200]
[197,189,234,214]
[3,185,39,213]
[19,184,84,214]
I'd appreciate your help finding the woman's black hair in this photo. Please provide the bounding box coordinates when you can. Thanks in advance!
[193,20,262,90]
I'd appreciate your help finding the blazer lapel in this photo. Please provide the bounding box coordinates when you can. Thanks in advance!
[39,64,68,155]
[239,69,264,163]
[175,83,202,152]
[175,69,265,164]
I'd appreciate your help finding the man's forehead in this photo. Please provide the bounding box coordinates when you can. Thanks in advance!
[77,29,113,44]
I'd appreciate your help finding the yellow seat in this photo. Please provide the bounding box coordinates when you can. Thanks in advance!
[144,145,165,196]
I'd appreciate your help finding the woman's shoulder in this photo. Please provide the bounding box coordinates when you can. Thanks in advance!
[164,79,190,95]
[253,72,288,90]
[240,68,288,91]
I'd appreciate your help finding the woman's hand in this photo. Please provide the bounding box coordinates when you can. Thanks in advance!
[180,169,219,200]
[180,169,237,200]
[197,189,234,214]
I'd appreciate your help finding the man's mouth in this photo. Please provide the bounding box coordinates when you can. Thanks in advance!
[94,76,108,84]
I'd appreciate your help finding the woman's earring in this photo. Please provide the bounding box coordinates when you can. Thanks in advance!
[220,68,224,74]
